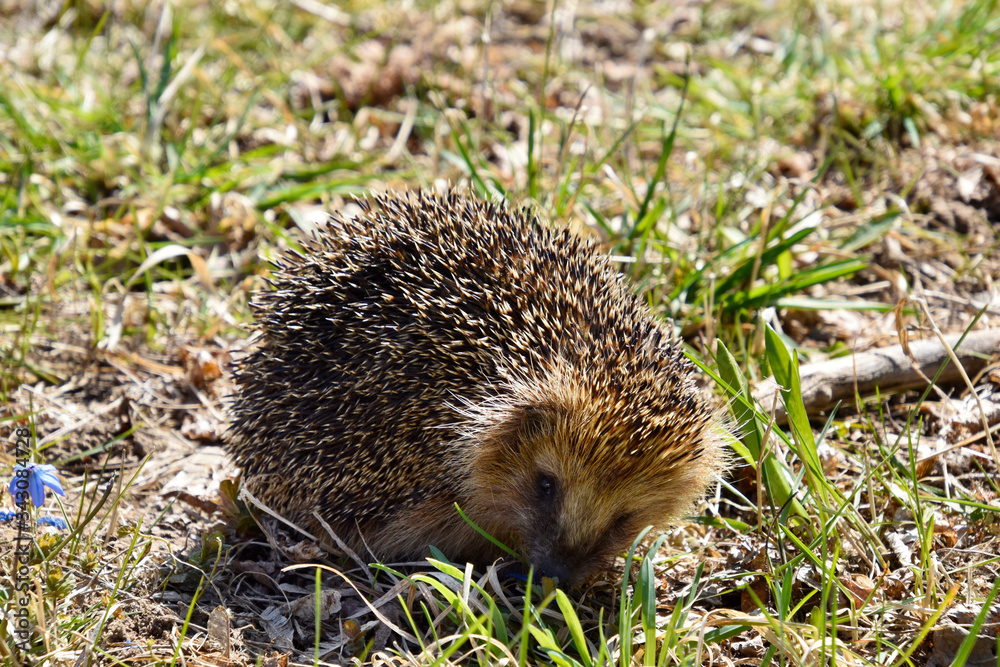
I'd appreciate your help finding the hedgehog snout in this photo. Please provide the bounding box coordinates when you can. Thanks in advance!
[521,525,599,588]
[522,531,574,586]
[533,556,573,587]
[525,539,613,588]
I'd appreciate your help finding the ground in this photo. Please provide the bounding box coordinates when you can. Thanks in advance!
[1,0,999,665]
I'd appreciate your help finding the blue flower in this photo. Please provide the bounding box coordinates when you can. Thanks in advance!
[37,516,69,530]
[0,510,68,529]
[9,463,66,508]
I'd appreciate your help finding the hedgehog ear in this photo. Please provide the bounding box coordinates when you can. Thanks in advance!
[475,403,558,453]
[516,405,550,441]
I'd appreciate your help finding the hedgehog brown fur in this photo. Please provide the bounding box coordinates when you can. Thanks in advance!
[228,190,726,586]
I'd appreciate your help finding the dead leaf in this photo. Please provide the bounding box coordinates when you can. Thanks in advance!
[289,589,342,623]
[208,605,231,657]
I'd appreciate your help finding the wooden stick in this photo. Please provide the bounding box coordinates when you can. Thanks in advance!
[753,329,1000,422]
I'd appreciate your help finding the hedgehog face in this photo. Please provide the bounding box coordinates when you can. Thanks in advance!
[512,447,652,587]
[465,400,711,588]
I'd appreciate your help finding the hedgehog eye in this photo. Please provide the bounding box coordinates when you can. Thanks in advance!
[612,513,633,532]
[536,474,558,502]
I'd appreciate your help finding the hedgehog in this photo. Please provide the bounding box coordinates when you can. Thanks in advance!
[227,190,726,587]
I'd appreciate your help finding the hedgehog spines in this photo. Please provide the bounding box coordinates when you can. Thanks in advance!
[227,189,725,586]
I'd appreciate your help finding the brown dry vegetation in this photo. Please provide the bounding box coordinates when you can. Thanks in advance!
[1,0,999,665]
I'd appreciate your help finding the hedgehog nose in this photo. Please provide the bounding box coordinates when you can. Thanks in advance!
[535,560,573,587]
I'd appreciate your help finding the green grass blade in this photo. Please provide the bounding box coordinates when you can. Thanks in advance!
[765,325,829,508]
[716,340,804,519]
[556,589,593,667]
